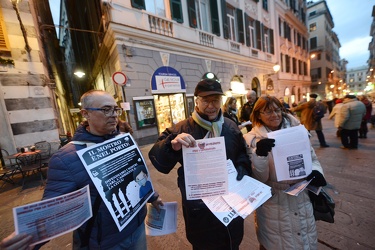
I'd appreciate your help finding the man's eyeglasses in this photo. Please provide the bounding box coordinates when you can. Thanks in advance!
[260,108,282,116]
[85,107,122,116]
[198,97,222,106]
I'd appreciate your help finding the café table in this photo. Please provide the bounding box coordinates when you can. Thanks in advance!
[6,150,44,189]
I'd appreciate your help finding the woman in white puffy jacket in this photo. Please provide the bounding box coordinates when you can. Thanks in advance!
[244,95,327,250]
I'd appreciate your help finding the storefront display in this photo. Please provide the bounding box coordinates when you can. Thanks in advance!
[134,99,156,129]
[154,93,186,133]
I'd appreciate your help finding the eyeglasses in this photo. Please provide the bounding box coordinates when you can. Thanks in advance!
[260,108,282,116]
[198,97,222,106]
[85,107,122,116]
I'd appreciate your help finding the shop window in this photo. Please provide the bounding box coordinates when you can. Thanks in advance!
[134,99,157,129]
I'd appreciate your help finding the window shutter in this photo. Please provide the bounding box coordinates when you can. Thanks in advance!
[0,8,10,52]
[170,0,183,23]
[131,0,145,10]
[187,0,197,28]
[236,8,244,44]
[221,0,229,39]
[261,23,265,51]
[270,29,274,54]
[210,0,220,36]
[255,20,261,49]
[245,13,250,47]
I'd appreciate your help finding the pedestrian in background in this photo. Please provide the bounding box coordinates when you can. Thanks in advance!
[222,96,240,126]
[292,93,330,148]
[358,95,372,138]
[240,90,258,132]
[329,98,344,137]
[278,96,290,110]
[244,95,326,250]
[339,95,366,149]
[0,90,162,250]
[149,78,252,250]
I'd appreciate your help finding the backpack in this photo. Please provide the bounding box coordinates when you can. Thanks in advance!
[313,104,324,121]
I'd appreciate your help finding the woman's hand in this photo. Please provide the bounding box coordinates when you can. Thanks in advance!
[171,133,196,151]
[256,138,275,156]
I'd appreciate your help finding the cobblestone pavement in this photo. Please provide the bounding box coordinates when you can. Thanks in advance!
[1,116,374,250]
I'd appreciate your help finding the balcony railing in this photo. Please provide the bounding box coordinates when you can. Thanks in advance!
[230,41,240,53]
[148,15,173,37]
[199,31,214,47]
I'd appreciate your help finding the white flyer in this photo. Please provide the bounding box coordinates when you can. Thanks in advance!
[13,185,92,246]
[203,160,272,226]
[182,137,228,200]
[145,202,178,236]
[76,133,155,231]
[267,125,312,181]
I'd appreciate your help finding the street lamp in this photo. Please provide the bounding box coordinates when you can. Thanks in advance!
[263,64,281,81]
[74,70,86,78]
[263,64,280,92]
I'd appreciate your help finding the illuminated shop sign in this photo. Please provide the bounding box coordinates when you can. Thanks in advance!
[151,66,186,93]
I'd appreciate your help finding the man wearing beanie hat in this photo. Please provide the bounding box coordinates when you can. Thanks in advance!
[149,78,251,249]
[338,94,366,149]
[291,93,330,147]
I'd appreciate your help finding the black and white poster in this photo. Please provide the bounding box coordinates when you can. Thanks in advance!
[267,125,312,181]
[76,133,154,231]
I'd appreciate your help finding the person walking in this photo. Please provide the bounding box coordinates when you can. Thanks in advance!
[148,78,252,250]
[338,95,366,149]
[0,90,162,250]
[358,95,372,138]
[244,95,327,250]
[240,90,258,132]
[292,93,330,148]
[329,99,344,137]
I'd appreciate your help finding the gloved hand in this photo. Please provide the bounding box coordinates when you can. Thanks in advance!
[256,139,275,156]
[236,165,250,181]
[306,170,327,187]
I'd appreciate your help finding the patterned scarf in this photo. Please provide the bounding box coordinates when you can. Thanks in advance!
[192,109,224,138]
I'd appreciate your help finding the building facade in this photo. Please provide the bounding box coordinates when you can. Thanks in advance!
[346,66,369,95]
[1,0,313,150]
[79,0,311,144]
[307,0,344,100]
[0,0,60,154]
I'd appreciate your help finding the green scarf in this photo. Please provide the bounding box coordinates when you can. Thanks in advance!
[192,109,224,138]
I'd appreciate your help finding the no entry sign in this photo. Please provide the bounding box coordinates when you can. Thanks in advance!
[112,72,127,86]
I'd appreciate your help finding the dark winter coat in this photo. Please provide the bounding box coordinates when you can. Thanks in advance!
[43,122,147,249]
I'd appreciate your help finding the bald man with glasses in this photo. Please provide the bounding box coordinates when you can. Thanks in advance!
[1,90,161,250]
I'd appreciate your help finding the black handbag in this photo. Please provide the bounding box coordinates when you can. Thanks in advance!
[309,188,335,223]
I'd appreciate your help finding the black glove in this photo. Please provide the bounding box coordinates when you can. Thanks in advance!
[236,165,250,181]
[306,170,327,187]
[256,139,275,156]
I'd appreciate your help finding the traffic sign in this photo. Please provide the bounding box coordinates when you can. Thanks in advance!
[112,72,127,86]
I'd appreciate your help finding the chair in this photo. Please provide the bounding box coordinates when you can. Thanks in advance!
[16,152,44,189]
[0,149,19,188]
[1,148,18,169]
[34,141,51,166]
